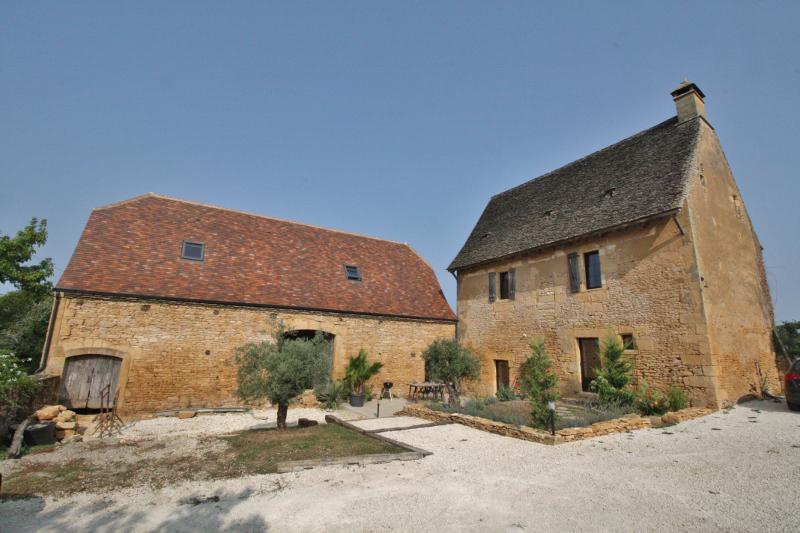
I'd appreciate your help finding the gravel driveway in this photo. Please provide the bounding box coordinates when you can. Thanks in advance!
[2,400,799,532]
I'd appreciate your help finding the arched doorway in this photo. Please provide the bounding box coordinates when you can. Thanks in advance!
[284,330,335,377]
[59,354,123,410]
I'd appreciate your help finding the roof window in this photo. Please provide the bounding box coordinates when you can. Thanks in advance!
[181,241,205,261]
[344,264,362,281]
[604,187,616,198]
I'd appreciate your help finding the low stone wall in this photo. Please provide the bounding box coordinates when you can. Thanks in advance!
[398,404,714,445]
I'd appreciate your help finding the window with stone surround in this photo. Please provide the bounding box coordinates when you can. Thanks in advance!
[622,334,636,351]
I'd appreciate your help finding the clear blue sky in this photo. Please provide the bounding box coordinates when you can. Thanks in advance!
[1,1,798,322]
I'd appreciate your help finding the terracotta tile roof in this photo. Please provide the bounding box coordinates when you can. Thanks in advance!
[57,194,456,322]
[449,116,703,271]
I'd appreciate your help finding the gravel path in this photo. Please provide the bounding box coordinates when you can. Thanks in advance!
[2,400,799,532]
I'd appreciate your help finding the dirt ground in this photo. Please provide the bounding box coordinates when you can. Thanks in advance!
[2,400,799,532]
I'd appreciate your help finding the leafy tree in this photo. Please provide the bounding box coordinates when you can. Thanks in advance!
[235,322,330,429]
[343,349,383,397]
[774,321,800,362]
[0,291,52,372]
[518,338,560,429]
[590,335,635,405]
[0,219,53,295]
[422,338,480,407]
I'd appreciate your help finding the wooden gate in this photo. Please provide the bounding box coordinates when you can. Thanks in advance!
[60,355,122,410]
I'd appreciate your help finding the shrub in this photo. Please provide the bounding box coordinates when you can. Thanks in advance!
[343,350,383,397]
[0,349,40,441]
[235,321,331,429]
[314,380,347,410]
[591,336,635,406]
[667,385,688,411]
[518,338,559,430]
[495,384,516,402]
[634,381,670,415]
[422,339,480,407]
[428,397,530,427]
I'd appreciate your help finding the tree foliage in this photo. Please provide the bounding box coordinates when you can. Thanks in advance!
[518,338,560,429]
[590,335,635,405]
[235,321,331,429]
[0,219,53,295]
[422,338,480,407]
[774,320,800,362]
[343,349,383,396]
[0,291,52,372]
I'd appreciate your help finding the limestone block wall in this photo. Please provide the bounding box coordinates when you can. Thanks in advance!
[455,214,718,406]
[685,124,781,402]
[43,295,455,413]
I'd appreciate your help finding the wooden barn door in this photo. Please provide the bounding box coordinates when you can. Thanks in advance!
[60,355,122,409]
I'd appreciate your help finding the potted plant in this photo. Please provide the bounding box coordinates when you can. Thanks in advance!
[344,350,383,407]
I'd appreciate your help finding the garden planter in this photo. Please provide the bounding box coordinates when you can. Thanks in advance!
[349,394,365,407]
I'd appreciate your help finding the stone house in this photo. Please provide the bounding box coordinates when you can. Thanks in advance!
[40,194,456,413]
[449,82,779,407]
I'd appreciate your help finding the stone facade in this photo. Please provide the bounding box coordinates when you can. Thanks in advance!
[455,122,780,408]
[43,294,455,413]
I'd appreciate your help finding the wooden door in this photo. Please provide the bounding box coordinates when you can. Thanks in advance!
[60,355,122,409]
[578,338,600,392]
[495,360,510,391]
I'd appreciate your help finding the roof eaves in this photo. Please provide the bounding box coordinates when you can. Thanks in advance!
[448,207,680,273]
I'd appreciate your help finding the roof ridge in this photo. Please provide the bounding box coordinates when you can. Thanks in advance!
[491,115,692,199]
[95,193,412,247]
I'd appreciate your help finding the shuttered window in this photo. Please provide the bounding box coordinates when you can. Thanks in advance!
[488,272,497,302]
[584,251,602,289]
[508,268,516,300]
[567,253,580,293]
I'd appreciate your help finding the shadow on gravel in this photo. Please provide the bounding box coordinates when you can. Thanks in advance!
[738,398,794,414]
[2,487,268,533]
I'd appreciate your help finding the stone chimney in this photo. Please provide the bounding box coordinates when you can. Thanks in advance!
[671,80,706,123]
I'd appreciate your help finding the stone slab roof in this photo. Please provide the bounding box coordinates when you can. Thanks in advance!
[449,116,703,271]
[57,194,456,322]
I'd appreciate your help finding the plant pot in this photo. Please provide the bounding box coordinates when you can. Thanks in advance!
[349,394,365,407]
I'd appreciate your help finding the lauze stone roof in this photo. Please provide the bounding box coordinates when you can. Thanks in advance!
[58,194,456,322]
[449,116,703,271]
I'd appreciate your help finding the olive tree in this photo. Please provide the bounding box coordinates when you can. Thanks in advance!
[422,338,480,407]
[235,322,330,429]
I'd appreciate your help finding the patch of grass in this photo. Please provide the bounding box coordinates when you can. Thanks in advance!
[0,423,404,497]
[2,459,98,498]
[221,423,403,475]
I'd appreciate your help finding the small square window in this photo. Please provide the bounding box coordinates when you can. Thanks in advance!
[499,271,510,300]
[344,265,361,281]
[181,241,205,261]
[622,334,636,350]
[584,251,602,289]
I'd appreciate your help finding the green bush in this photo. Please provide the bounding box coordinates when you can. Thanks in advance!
[667,386,688,411]
[590,336,635,406]
[495,384,516,402]
[1,349,40,440]
[518,338,559,430]
[314,380,347,410]
[428,397,529,427]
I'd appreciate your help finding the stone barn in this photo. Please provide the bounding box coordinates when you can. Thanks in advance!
[449,82,780,408]
[40,194,456,413]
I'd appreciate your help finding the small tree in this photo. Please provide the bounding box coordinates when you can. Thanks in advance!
[590,335,635,405]
[0,218,54,295]
[235,322,330,429]
[518,338,560,429]
[422,339,480,407]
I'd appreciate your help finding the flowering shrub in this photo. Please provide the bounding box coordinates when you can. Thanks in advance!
[0,350,39,419]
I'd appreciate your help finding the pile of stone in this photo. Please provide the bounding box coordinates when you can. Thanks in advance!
[34,404,80,441]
